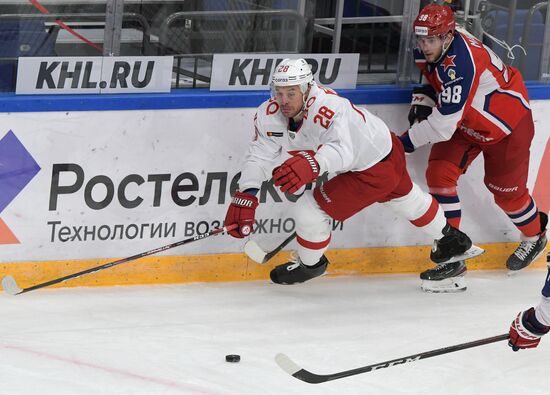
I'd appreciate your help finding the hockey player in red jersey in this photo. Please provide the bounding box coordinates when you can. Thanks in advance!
[224,58,482,285]
[509,253,550,351]
[400,4,547,292]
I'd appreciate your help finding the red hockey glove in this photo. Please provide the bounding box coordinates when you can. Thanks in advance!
[272,151,320,194]
[509,307,550,351]
[224,191,259,238]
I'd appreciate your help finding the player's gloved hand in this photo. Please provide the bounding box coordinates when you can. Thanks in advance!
[508,307,550,351]
[408,85,437,126]
[224,191,259,238]
[273,151,320,194]
[398,131,415,153]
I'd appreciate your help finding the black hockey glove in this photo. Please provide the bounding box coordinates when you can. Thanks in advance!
[408,85,437,126]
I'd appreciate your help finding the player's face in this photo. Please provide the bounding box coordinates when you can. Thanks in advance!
[416,34,445,62]
[273,85,305,118]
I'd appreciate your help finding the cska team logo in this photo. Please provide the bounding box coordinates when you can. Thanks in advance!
[442,55,456,72]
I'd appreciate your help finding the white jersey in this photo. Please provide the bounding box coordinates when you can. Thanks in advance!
[239,83,393,190]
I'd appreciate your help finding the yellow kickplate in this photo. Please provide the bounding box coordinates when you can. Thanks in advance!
[0,242,546,290]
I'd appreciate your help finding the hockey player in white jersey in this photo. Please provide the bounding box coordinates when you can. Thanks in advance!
[509,253,550,351]
[224,58,481,285]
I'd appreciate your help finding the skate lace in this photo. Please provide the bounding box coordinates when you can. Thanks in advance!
[286,251,301,271]
[432,263,448,273]
[514,240,536,260]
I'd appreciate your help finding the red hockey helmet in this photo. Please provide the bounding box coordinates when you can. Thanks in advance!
[414,4,455,37]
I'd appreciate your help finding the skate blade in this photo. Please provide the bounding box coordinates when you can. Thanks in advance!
[421,276,467,293]
[437,245,485,264]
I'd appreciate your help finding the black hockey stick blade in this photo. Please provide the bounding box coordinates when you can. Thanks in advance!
[1,224,238,296]
[244,232,296,264]
[275,333,509,384]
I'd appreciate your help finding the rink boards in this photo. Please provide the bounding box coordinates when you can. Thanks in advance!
[0,242,546,289]
[0,89,548,288]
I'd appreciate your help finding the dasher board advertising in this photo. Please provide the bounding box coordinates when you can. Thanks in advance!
[16,56,174,94]
[210,54,360,90]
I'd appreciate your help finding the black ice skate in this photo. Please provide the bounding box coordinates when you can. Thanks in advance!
[270,253,329,285]
[507,212,548,271]
[430,224,483,264]
[420,260,467,293]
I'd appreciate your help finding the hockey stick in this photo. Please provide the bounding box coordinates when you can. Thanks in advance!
[1,224,237,296]
[275,333,509,384]
[30,0,103,52]
[244,232,296,264]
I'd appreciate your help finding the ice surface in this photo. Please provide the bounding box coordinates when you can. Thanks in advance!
[2,270,549,394]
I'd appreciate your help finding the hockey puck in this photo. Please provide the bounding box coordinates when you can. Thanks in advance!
[225,354,240,363]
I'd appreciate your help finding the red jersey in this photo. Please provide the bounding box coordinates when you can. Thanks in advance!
[409,30,531,147]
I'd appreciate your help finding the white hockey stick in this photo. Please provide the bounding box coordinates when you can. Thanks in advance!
[244,232,296,264]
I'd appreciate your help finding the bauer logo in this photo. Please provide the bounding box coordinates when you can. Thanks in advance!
[16,56,174,94]
[0,131,41,244]
[211,53,359,90]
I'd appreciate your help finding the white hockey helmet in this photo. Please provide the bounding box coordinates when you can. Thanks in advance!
[271,58,314,94]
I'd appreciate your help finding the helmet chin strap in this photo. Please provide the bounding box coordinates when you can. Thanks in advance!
[291,104,306,121]
[433,34,454,63]
[291,85,311,121]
